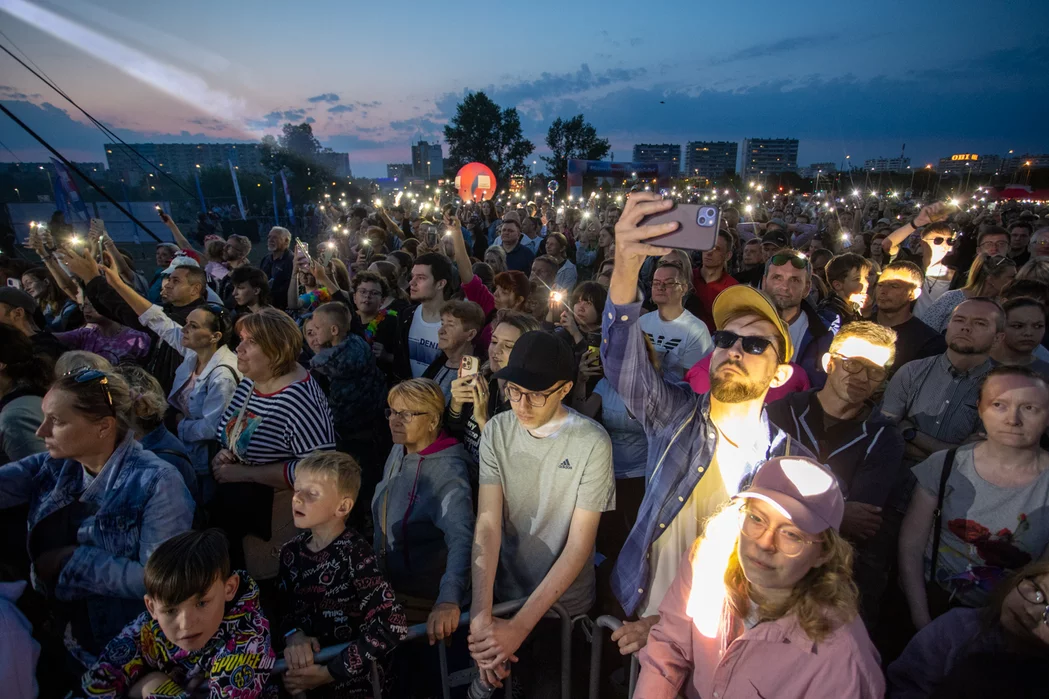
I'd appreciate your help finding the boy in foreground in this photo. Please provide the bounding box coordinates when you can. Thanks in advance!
[277,451,408,698]
[78,529,274,698]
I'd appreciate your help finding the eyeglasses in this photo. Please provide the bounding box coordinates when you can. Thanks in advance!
[923,236,954,247]
[739,506,819,558]
[355,289,383,298]
[832,353,888,383]
[651,281,683,290]
[979,240,1010,254]
[70,368,115,415]
[712,330,775,356]
[1017,577,1049,627]
[504,382,565,407]
[769,252,811,270]
[384,408,428,423]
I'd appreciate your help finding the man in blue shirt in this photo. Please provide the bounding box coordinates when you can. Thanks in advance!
[600,192,813,655]
[498,216,535,275]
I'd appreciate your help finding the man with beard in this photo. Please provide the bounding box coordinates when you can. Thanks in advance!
[881,298,1003,467]
[872,261,946,379]
[600,192,814,656]
[762,248,837,389]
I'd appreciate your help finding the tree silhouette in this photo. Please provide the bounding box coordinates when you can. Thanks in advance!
[543,115,610,184]
[443,92,534,184]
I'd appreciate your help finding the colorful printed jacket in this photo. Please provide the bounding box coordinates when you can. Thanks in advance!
[78,572,274,699]
[276,528,409,699]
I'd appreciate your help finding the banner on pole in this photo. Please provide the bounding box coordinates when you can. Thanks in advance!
[228,160,246,219]
[193,170,207,212]
[279,170,296,225]
[49,157,91,226]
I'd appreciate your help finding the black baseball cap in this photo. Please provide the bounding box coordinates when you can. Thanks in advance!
[761,229,790,247]
[491,330,576,391]
[0,287,46,329]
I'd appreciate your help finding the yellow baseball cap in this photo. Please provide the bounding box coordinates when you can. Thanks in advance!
[711,285,792,362]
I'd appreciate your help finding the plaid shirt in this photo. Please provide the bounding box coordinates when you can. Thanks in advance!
[601,298,812,616]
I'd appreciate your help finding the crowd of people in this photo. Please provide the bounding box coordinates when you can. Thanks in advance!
[0,185,1048,699]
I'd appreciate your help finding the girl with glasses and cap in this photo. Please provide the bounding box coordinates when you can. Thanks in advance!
[84,255,241,502]
[0,368,194,662]
[636,456,884,699]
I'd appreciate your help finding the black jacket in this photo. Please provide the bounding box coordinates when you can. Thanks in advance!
[765,389,906,507]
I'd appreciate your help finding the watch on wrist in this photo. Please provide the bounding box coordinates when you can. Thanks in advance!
[902,426,917,441]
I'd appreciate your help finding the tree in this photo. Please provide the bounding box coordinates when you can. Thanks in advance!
[258,123,333,203]
[443,92,535,184]
[542,115,610,184]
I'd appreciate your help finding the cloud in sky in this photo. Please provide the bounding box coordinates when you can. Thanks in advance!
[2,32,1046,177]
[306,93,340,103]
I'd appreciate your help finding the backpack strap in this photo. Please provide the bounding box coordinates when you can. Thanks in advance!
[929,448,957,584]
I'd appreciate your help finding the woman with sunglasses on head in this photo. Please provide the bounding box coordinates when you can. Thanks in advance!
[0,368,194,660]
[636,456,884,699]
[917,253,1016,332]
[888,559,1049,698]
[371,378,473,659]
[86,256,241,498]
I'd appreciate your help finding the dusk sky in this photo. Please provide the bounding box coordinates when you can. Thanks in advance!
[1,0,1047,178]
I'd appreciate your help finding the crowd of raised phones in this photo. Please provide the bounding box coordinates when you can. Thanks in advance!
[0,189,1048,698]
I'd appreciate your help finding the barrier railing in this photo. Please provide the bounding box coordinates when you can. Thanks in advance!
[273,597,573,698]
[589,616,639,699]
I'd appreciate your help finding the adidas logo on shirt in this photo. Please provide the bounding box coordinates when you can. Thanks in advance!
[558,459,572,470]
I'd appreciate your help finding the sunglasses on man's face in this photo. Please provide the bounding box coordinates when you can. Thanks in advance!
[712,330,775,356]
[923,236,954,247]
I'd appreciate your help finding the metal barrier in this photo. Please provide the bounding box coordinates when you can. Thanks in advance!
[273,597,574,698]
[588,616,639,699]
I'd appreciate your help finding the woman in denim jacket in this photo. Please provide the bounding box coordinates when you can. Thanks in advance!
[0,368,194,661]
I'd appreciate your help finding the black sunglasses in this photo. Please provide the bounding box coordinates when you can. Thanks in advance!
[69,367,115,415]
[769,252,810,270]
[923,235,954,246]
[712,330,775,356]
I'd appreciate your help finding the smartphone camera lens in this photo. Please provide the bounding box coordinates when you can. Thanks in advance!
[698,217,708,225]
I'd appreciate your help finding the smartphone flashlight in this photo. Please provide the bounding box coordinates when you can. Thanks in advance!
[552,291,564,303]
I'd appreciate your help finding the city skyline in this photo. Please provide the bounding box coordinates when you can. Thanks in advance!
[0,0,1047,178]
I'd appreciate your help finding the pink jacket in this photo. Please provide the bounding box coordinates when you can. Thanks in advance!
[636,549,885,699]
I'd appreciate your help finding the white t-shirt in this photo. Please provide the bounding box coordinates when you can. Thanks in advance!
[408,305,442,378]
[639,309,712,381]
[788,309,809,363]
[913,265,952,318]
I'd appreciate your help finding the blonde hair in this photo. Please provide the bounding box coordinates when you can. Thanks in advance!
[725,507,858,643]
[237,308,302,376]
[828,320,898,367]
[387,379,444,430]
[685,500,858,644]
[296,450,362,501]
[54,350,113,377]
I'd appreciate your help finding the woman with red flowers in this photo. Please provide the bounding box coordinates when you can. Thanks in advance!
[899,365,1049,631]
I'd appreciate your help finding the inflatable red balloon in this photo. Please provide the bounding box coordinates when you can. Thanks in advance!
[455,163,497,202]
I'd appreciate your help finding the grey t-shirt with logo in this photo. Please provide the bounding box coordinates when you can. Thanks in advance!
[479,409,615,615]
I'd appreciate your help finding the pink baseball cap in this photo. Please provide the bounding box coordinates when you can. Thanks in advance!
[736,456,844,534]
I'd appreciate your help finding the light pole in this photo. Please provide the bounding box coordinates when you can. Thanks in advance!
[13,187,21,202]
[427,160,431,180]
